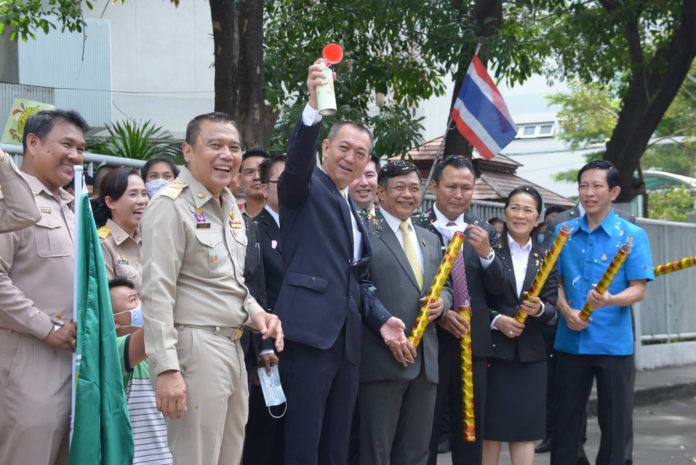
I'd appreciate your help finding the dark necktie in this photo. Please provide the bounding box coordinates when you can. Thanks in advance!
[447,221,470,308]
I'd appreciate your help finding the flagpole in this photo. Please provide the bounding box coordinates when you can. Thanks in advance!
[419,119,454,208]
[70,165,83,448]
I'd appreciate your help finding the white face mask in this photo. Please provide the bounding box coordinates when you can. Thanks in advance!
[145,179,170,198]
[113,305,144,327]
[257,365,287,418]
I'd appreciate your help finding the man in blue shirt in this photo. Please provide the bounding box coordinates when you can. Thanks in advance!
[551,160,653,465]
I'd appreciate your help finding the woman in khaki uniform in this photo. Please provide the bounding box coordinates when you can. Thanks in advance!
[96,168,149,291]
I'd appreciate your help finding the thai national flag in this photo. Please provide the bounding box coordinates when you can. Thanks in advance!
[450,54,516,160]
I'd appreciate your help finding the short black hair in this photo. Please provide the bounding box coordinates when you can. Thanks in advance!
[577,160,621,189]
[544,205,566,220]
[432,155,474,184]
[108,276,135,290]
[369,153,380,170]
[259,154,287,184]
[185,112,240,146]
[488,217,504,225]
[243,149,270,162]
[377,160,421,189]
[22,109,89,152]
[505,185,544,214]
[84,173,94,186]
[141,157,179,181]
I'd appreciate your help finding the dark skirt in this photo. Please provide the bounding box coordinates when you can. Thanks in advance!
[483,357,546,442]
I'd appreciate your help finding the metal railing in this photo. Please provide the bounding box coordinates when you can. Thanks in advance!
[420,194,505,220]
[1,143,147,175]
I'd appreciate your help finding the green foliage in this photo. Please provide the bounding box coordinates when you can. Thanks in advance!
[0,0,86,41]
[648,187,696,222]
[89,120,181,162]
[547,82,620,150]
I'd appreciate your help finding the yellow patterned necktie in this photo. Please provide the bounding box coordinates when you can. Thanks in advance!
[400,221,423,290]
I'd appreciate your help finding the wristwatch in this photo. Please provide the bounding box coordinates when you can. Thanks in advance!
[51,316,65,333]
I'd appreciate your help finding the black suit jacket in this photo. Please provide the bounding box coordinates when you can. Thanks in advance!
[241,213,268,366]
[487,235,558,362]
[414,210,505,358]
[275,118,391,364]
[255,208,283,310]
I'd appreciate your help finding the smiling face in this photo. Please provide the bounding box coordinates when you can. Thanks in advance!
[579,168,620,219]
[378,171,421,221]
[349,159,378,210]
[239,155,266,201]
[105,174,149,235]
[322,124,372,190]
[183,120,242,198]
[503,192,541,243]
[431,165,475,221]
[23,120,85,194]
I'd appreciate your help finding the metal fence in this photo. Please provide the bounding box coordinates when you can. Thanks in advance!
[1,143,147,176]
[421,194,504,220]
[634,218,696,369]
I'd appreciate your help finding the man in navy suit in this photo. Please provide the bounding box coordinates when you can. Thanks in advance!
[275,62,413,465]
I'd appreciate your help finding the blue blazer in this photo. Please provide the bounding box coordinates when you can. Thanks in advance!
[275,118,391,363]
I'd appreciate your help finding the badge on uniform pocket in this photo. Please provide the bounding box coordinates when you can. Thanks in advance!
[209,251,219,270]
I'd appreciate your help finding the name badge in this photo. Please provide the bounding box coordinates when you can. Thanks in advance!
[196,222,211,229]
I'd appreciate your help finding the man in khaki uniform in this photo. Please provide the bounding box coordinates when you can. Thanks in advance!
[141,112,284,465]
[0,110,88,465]
[0,147,41,232]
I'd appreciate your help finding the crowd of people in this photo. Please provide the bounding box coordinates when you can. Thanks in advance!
[0,62,653,465]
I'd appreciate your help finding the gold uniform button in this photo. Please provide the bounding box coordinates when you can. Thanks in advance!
[197,192,205,199]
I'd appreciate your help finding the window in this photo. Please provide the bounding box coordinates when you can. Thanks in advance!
[539,124,554,136]
[523,126,536,136]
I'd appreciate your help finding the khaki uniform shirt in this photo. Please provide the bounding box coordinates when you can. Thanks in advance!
[0,173,74,339]
[140,167,265,376]
[0,152,41,232]
[98,218,143,291]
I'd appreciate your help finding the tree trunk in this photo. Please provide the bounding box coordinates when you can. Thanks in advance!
[444,0,502,158]
[603,0,696,202]
[238,0,269,150]
[209,1,239,123]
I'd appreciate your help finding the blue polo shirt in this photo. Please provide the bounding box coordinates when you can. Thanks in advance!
[554,209,654,356]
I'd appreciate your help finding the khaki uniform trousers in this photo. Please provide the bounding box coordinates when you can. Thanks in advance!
[0,328,71,465]
[159,327,248,465]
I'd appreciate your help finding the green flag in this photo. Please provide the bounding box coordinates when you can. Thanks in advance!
[70,194,134,465]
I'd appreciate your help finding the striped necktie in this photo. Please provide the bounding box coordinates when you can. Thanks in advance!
[447,221,470,308]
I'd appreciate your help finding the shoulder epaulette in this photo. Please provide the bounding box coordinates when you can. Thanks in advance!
[98,226,111,239]
[160,180,186,200]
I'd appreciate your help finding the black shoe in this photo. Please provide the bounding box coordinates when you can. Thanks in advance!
[437,435,451,454]
[535,437,552,453]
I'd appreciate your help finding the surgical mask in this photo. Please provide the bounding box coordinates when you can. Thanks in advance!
[257,365,287,418]
[114,305,144,327]
[146,179,170,198]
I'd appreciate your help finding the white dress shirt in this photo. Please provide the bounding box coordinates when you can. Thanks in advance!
[264,204,280,228]
[379,209,424,270]
[432,205,494,269]
[508,233,533,297]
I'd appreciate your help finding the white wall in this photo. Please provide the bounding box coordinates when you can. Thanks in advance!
[83,0,215,136]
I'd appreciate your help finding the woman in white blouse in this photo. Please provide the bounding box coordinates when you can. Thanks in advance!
[482,185,559,465]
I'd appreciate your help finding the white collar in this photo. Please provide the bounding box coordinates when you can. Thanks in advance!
[380,208,413,234]
[264,204,280,227]
[507,233,532,253]
[433,204,464,225]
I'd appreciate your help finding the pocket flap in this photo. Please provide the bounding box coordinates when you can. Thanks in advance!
[285,271,328,293]
[194,230,221,248]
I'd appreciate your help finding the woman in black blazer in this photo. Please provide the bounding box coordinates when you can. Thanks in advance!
[482,185,558,465]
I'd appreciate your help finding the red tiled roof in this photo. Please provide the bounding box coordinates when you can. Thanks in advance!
[396,136,574,208]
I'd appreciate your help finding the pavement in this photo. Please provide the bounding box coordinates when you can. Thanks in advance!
[436,362,696,465]
[587,362,696,416]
